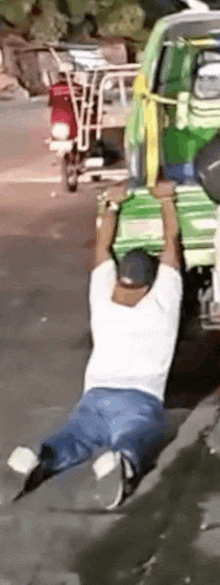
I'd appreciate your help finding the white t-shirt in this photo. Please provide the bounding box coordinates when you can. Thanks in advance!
[83,259,183,402]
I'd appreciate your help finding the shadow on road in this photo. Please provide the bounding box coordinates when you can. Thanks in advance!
[74,435,220,585]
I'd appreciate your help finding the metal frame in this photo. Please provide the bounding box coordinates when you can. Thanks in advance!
[72,64,139,152]
[49,46,139,154]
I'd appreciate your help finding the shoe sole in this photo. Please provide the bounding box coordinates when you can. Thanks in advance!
[93,451,124,510]
[93,452,138,511]
[101,457,139,510]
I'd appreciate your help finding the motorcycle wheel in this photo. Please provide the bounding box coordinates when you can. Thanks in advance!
[61,153,78,192]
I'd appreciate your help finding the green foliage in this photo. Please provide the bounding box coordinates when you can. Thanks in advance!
[96,0,146,38]
[0,0,35,24]
[0,1,96,37]
[0,0,150,46]
[96,0,115,8]
[64,0,89,24]
[29,1,69,42]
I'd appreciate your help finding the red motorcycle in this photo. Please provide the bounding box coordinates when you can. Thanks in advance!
[48,64,84,191]
[46,51,139,191]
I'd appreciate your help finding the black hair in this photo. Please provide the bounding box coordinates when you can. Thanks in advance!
[118,248,159,288]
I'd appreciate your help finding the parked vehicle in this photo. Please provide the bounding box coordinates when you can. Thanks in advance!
[114,4,220,329]
[46,42,139,191]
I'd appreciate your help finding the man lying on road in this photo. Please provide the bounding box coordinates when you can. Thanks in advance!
[4,180,183,510]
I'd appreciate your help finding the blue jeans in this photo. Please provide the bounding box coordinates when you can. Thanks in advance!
[163,162,195,184]
[38,388,168,478]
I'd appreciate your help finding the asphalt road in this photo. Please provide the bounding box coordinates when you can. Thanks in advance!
[0,97,110,585]
[0,96,220,585]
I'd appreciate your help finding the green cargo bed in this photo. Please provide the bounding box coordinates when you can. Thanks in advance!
[113,184,217,269]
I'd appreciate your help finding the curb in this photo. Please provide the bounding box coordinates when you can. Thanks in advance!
[135,389,220,500]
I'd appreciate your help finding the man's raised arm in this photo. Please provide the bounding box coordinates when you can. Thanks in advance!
[153,181,181,271]
[94,180,129,267]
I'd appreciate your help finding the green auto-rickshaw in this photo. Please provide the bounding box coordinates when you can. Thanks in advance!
[113,6,220,329]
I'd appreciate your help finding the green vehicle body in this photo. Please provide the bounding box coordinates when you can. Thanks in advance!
[113,10,220,269]
[114,185,216,269]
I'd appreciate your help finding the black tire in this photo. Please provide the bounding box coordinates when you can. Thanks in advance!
[61,153,78,192]
[204,188,220,205]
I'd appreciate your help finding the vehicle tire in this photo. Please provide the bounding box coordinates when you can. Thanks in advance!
[61,153,78,192]
[205,189,220,205]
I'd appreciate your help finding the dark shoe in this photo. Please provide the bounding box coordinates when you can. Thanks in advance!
[120,457,142,505]
[0,466,27,506]
[0,447,36,505]
[93,451,141,511]
[0,446,53,505]
[14,463,53,501]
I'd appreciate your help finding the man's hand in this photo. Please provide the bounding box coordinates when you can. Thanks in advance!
[153,180,176,201]
[94,181,128,268]
[101,180,129,205]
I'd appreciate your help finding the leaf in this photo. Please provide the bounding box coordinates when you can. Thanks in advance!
[0,0,35,24]
[97,1,146,39]
[30,1,69,42]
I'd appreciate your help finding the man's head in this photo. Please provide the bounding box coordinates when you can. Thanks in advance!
[118,248,158,288]
[112,248,158,306]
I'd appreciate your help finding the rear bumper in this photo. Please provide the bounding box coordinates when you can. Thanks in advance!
[114,184,217,269]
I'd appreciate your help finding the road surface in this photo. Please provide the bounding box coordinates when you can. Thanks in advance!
[0,96,220,585]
